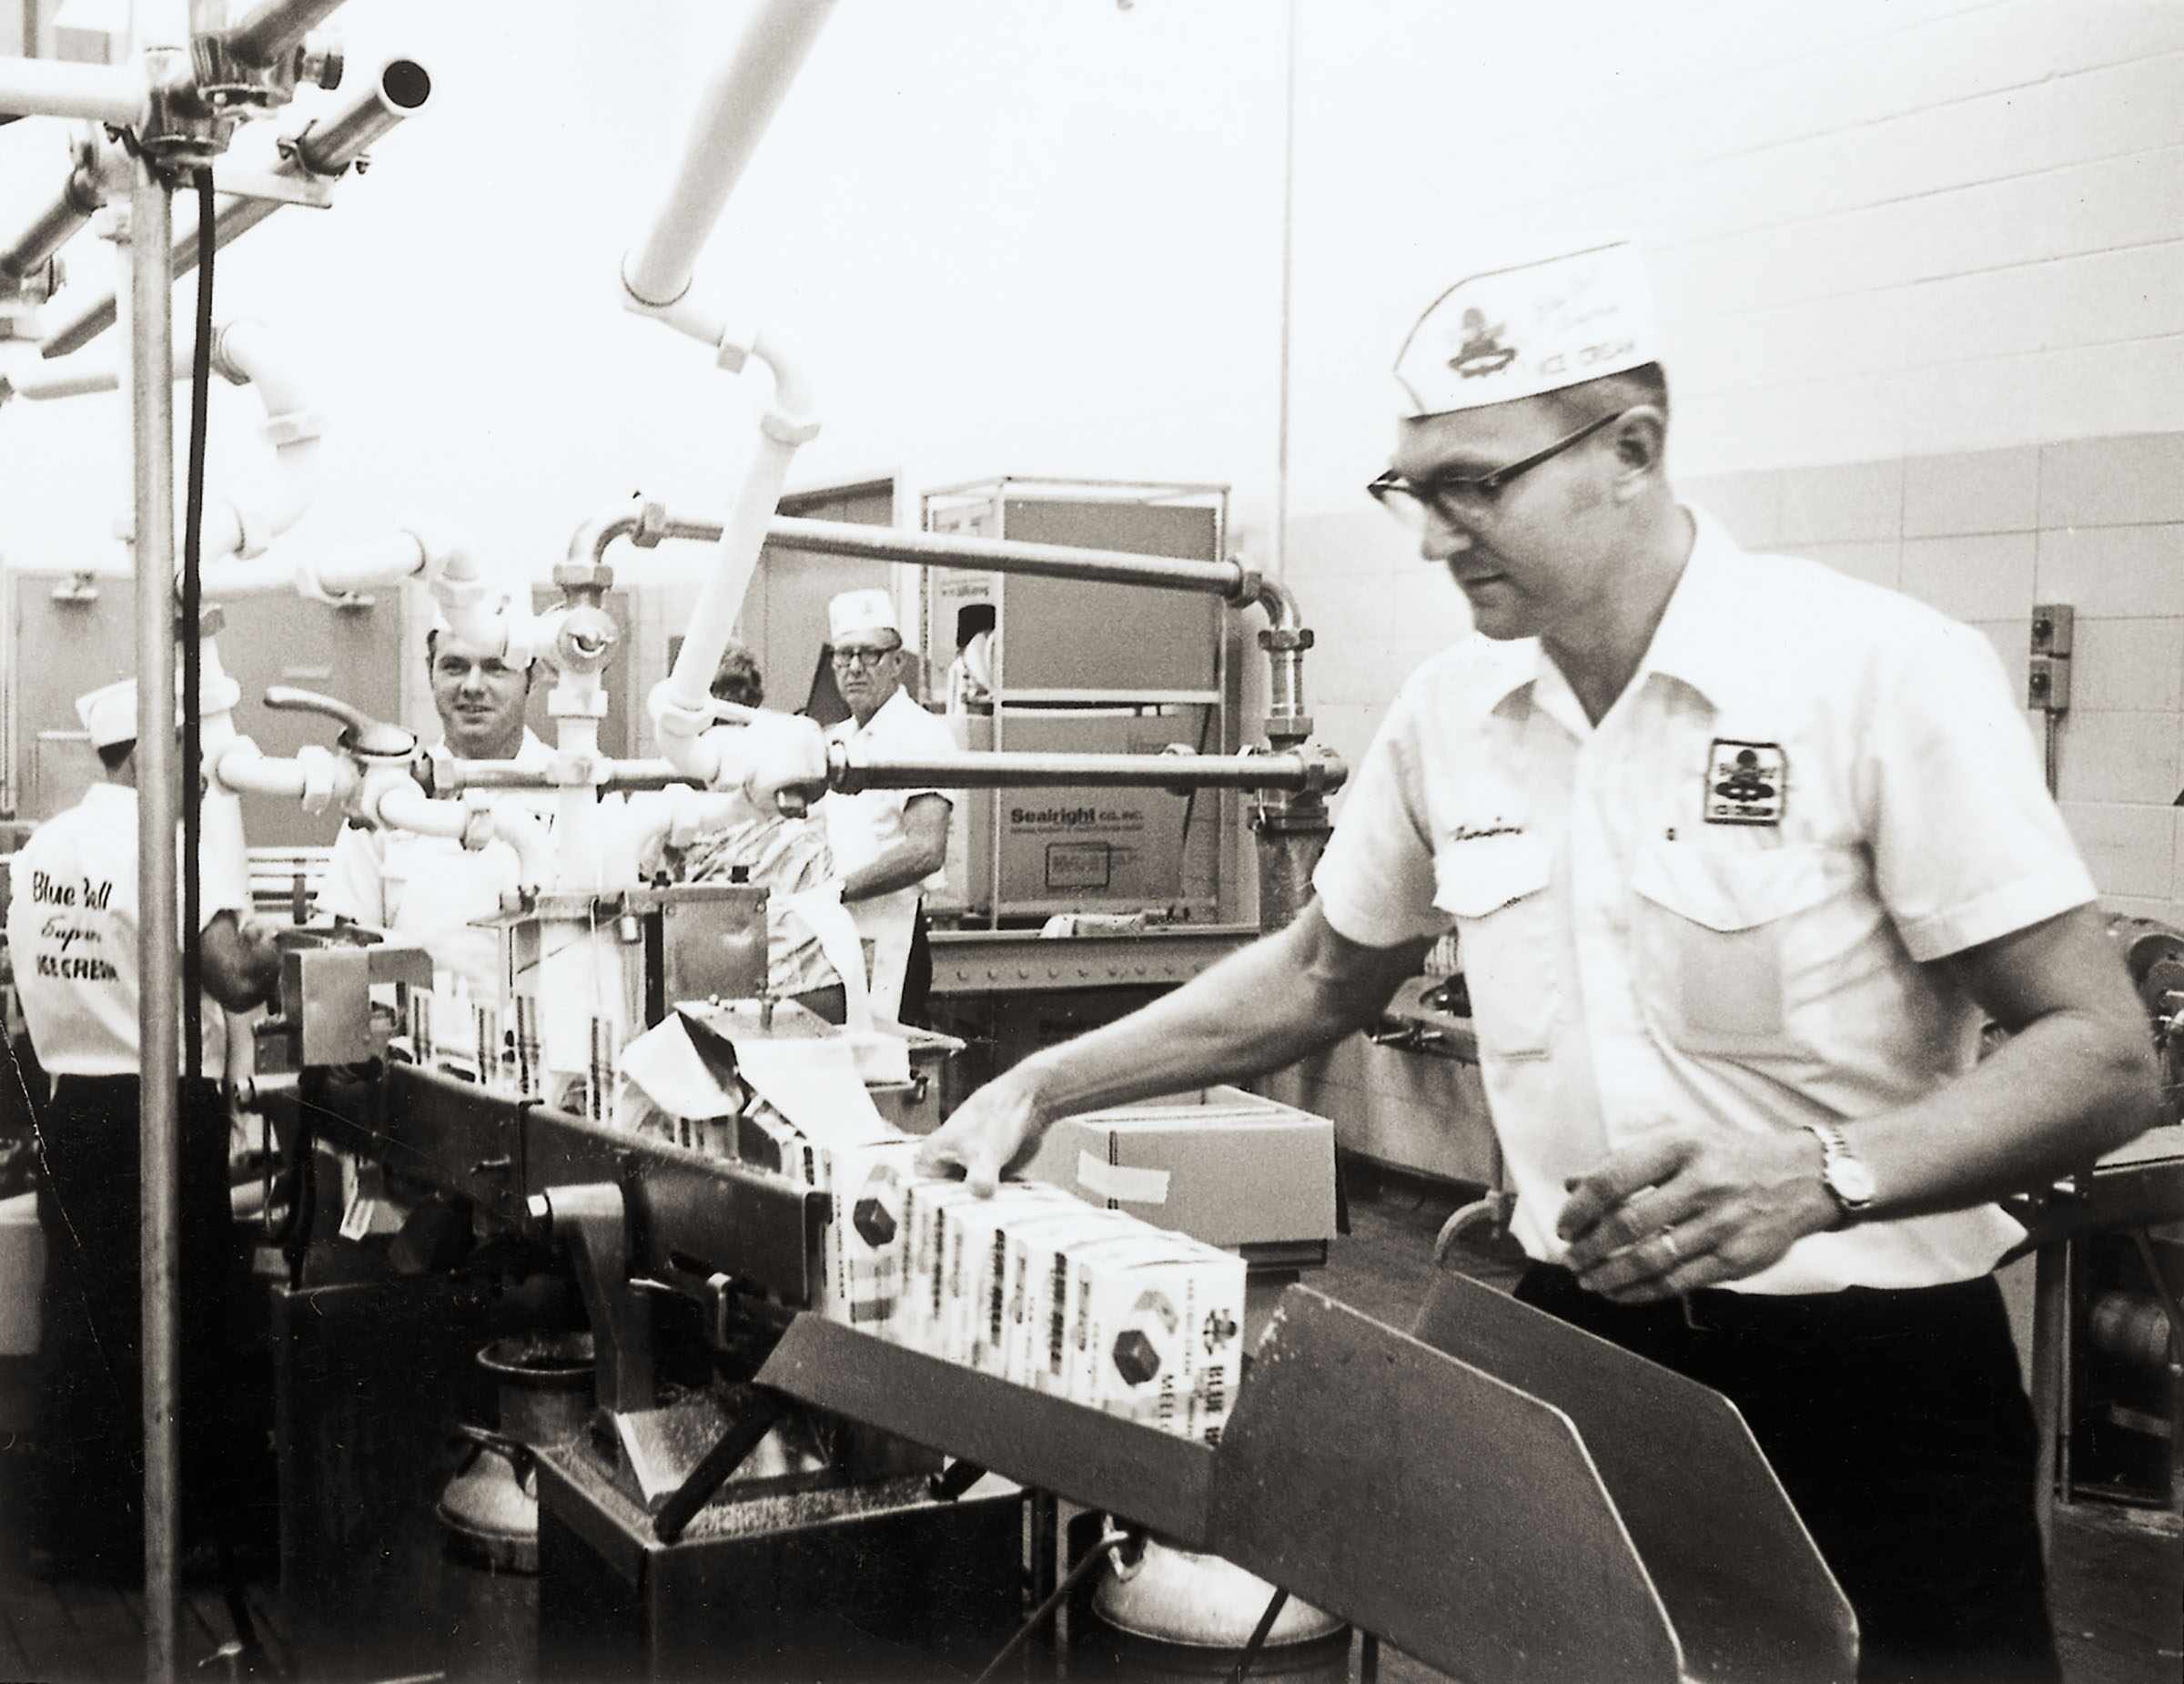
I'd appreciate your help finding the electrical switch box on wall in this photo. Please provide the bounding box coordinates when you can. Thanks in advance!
[2028,603,2073,714]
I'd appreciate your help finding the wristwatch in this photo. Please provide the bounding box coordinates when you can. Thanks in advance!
[1803,1121,1876,1225]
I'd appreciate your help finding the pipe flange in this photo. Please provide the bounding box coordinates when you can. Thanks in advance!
[1260,714,1315,743]
[1223,567,1265,609]
[633,499,673,549]
[1258,624,1314,652]
[261,407,326,448]
[552,558,617,593]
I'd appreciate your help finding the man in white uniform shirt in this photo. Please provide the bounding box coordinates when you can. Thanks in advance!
[818,589,957,1023]
[318,619,552,994]
[918,239,2159,1681]
[6,678,280,1581]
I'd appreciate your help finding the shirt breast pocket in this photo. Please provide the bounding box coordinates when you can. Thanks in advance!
[1630,840,1849,1054]
[1433,835,1557,1060]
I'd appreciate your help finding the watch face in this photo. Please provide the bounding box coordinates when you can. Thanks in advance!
[1830,1154,1877,1206]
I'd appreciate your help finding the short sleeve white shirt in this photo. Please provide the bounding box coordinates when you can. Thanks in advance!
[820,688,959,1019]
[318,729,556,992]
[6,783,252,1078]
[1312,507,2098,1293]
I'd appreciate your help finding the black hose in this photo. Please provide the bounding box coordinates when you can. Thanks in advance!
[180,166,215,1080]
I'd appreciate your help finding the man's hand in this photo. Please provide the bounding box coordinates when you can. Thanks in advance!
[914,1064,1050,1196]
[1555,1125,1840,1302]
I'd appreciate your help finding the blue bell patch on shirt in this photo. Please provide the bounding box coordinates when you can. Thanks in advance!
[1704,740,1786,827]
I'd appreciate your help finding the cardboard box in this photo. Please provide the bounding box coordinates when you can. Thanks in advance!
[1024,1086,1337,1249]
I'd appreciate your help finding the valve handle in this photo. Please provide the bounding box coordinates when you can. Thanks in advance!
[262,685,417,757]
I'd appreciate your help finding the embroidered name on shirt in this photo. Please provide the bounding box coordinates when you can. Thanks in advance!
[1451,823,1523,844]
[1704,741,1785,827]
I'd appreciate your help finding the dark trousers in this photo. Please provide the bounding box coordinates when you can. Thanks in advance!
[32,1074,237,1578]
[1517,1264,2059,1684]
[900,908,934,1029]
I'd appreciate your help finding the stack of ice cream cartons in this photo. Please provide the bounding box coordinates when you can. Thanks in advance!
[613,1009,1249,1446]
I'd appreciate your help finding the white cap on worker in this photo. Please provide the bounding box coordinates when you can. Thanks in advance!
[828,588,902,646]
[76,679,138,750]
[428,598,534,666]
[1392,236,1659,419]
[74,664,245,751]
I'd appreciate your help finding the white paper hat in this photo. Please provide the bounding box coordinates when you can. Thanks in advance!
[828,588,902,646]
[74,662,245,750]
[1393,236,1659,419]
[76,679,138,750]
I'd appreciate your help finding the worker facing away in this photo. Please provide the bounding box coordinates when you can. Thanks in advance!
[916,236,2160,1683]
[817,588,958,1025]
[5,676,283,1583]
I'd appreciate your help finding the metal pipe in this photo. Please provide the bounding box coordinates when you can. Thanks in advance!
[766,513,1256,600]
[580,501,1259,600]
[0,160,103,282]
[621,0,838,308]
[39,57,432,359]
[0,55,147,124]
[224,0,349,67]
[126,161,184,1684]
[831,747,1342,795]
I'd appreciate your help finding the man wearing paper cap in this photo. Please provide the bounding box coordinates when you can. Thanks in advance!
[921,236,2153,1679]
[318,609,552,993]
[5,675,281,1580]
[814,587,957,1023]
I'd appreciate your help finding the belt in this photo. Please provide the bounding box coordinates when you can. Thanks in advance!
[52,1072,222,1095]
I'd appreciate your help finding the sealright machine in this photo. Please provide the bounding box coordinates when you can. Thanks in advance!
[0,5,1871,1682]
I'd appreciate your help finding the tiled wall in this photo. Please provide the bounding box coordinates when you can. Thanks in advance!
[1686,431,2184,926]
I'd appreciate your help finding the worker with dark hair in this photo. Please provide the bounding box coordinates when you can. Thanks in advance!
[658,643,849,1021]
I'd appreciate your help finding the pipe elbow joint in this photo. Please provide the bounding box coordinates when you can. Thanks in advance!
[648,680,723,786]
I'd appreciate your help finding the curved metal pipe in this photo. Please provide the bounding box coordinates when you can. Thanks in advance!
[39,57,432,360]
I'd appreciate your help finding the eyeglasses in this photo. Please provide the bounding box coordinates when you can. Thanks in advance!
[1367,409,1628,531]
[831,644,901,671]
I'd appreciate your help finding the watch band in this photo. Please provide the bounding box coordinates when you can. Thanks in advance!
[1803,1120,1876,1224]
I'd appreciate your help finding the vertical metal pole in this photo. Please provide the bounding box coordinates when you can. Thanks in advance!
[1272,0,1297,584]
[126,153,183,1684]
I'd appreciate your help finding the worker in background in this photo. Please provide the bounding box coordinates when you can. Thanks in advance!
[917,237,2159,1683]
[817,589,958,1025]
[658,643,849,1023]
[5,677,281,1584]
[318,614,551,993]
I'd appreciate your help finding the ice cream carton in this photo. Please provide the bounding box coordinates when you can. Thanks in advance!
[1076,1233,1247,1440]
[813,1134,922,1333]
[900,1177,991,1357]
[953,1182,1087,1375]
[1005,1205,1141,1393]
